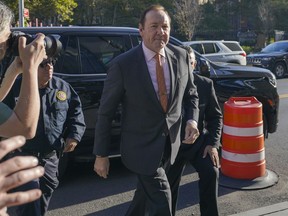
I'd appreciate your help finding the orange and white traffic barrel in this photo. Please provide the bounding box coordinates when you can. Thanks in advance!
[221,96,265,179]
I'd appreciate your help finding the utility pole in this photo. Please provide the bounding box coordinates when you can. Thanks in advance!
[19,0,24,27]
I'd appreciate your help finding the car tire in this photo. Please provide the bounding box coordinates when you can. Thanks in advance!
[273,62,286,79]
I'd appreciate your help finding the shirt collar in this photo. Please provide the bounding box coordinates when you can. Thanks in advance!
[39,80,52,90]
[142,42,166,62]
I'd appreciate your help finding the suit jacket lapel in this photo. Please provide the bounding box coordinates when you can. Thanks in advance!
[136,45,163,111]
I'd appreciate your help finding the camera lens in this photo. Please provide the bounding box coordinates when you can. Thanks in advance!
[44,35,62,58]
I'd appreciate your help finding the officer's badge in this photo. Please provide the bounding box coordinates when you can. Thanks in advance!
[56,91,67,101]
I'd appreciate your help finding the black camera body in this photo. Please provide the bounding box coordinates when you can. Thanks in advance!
[6,31,62,59]
[0,31,62,85]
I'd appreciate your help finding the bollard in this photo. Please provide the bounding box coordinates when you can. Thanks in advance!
[221,96,265,179]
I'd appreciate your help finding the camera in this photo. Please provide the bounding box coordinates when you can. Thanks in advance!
[6,31,62,59]
[0,31,62,85]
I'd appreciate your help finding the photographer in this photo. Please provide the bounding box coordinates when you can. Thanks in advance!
[0,2,46,139]
[0,1,46,214]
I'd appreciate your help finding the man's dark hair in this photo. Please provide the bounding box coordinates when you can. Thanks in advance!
[139,4,171,27]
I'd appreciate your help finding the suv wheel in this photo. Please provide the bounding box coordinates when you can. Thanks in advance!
[273,62,286,79]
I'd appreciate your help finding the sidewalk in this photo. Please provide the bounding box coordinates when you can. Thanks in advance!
[229,201,288,216]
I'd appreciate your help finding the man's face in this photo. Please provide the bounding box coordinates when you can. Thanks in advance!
[0,27,11,61]
[38,60,54,86]
[189,53,197,71]
[139,9,170,53]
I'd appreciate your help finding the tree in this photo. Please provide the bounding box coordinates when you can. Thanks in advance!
[72,0,170,26]
[272,0,288,31]
[258,0,274,38]
[173,0,202,41]
[73,0,102,25]
[3,0,77,26]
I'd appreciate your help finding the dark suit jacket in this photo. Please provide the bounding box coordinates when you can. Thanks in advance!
[93,43,199,175]
[180,73,223,159]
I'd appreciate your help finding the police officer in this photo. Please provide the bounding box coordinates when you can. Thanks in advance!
[3,58,86,216]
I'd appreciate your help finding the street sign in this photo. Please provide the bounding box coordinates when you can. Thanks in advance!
[24,8,29,18]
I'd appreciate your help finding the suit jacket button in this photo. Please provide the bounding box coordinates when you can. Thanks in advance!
[162,132,166,136]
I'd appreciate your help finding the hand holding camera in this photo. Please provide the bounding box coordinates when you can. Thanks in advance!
[17,33,47,73]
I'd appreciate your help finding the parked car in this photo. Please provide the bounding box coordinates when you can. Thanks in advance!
[183,40,247,65]
[5,27,279,175]
[247,40,288,79]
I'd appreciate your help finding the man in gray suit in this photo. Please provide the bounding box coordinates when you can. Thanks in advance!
[93,4,199,216]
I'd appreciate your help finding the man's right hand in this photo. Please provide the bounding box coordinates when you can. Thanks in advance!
[18,33,46,72]
[94,157,109,179]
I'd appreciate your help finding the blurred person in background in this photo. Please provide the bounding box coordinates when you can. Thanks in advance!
[167,46,223,216]
[0,136,44,215]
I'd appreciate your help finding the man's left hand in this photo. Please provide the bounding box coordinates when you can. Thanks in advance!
[63,138,78,152]
[203,145,220,168]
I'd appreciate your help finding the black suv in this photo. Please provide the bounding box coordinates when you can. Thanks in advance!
[247,40,288,79]
[7,27,279,173]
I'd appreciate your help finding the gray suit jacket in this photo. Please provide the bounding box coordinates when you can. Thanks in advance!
[93,43,199,175]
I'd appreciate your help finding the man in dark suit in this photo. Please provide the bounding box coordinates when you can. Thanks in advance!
[167,46,223,216]
[93,4,199,216]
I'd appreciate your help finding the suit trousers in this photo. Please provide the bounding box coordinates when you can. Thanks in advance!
[167,133,219,216]
[125,137,172,216]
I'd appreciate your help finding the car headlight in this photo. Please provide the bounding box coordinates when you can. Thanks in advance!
[268,73,277,87]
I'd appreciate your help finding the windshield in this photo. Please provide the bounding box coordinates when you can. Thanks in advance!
[262,42,288,52]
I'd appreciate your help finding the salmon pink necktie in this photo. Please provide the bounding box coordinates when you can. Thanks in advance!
[155,54,168,112]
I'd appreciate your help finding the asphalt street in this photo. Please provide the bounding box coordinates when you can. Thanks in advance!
[41,78,288,216]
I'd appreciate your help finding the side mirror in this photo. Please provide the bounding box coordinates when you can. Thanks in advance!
[197,57,211,78]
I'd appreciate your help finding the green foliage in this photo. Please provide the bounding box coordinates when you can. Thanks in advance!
[199,1,234,31]
[2,0,18,18]
[3,0,288,41]
[3,0,77,26]
[241,46,253,55]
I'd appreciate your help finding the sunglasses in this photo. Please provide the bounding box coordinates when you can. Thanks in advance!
[40,59,56,68]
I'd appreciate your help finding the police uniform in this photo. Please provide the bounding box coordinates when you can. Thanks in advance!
[4,76,86,216]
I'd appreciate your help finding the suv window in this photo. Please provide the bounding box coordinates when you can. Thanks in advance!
[203,43,219,54]
[58,35,128,74]
[191,44,204,54]
[223,42,242,51]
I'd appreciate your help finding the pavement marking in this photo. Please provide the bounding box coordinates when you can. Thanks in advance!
[229,201,288,216]
[280,94,288,99]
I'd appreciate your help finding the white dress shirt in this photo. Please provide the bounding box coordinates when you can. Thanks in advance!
[142,43,171,98]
